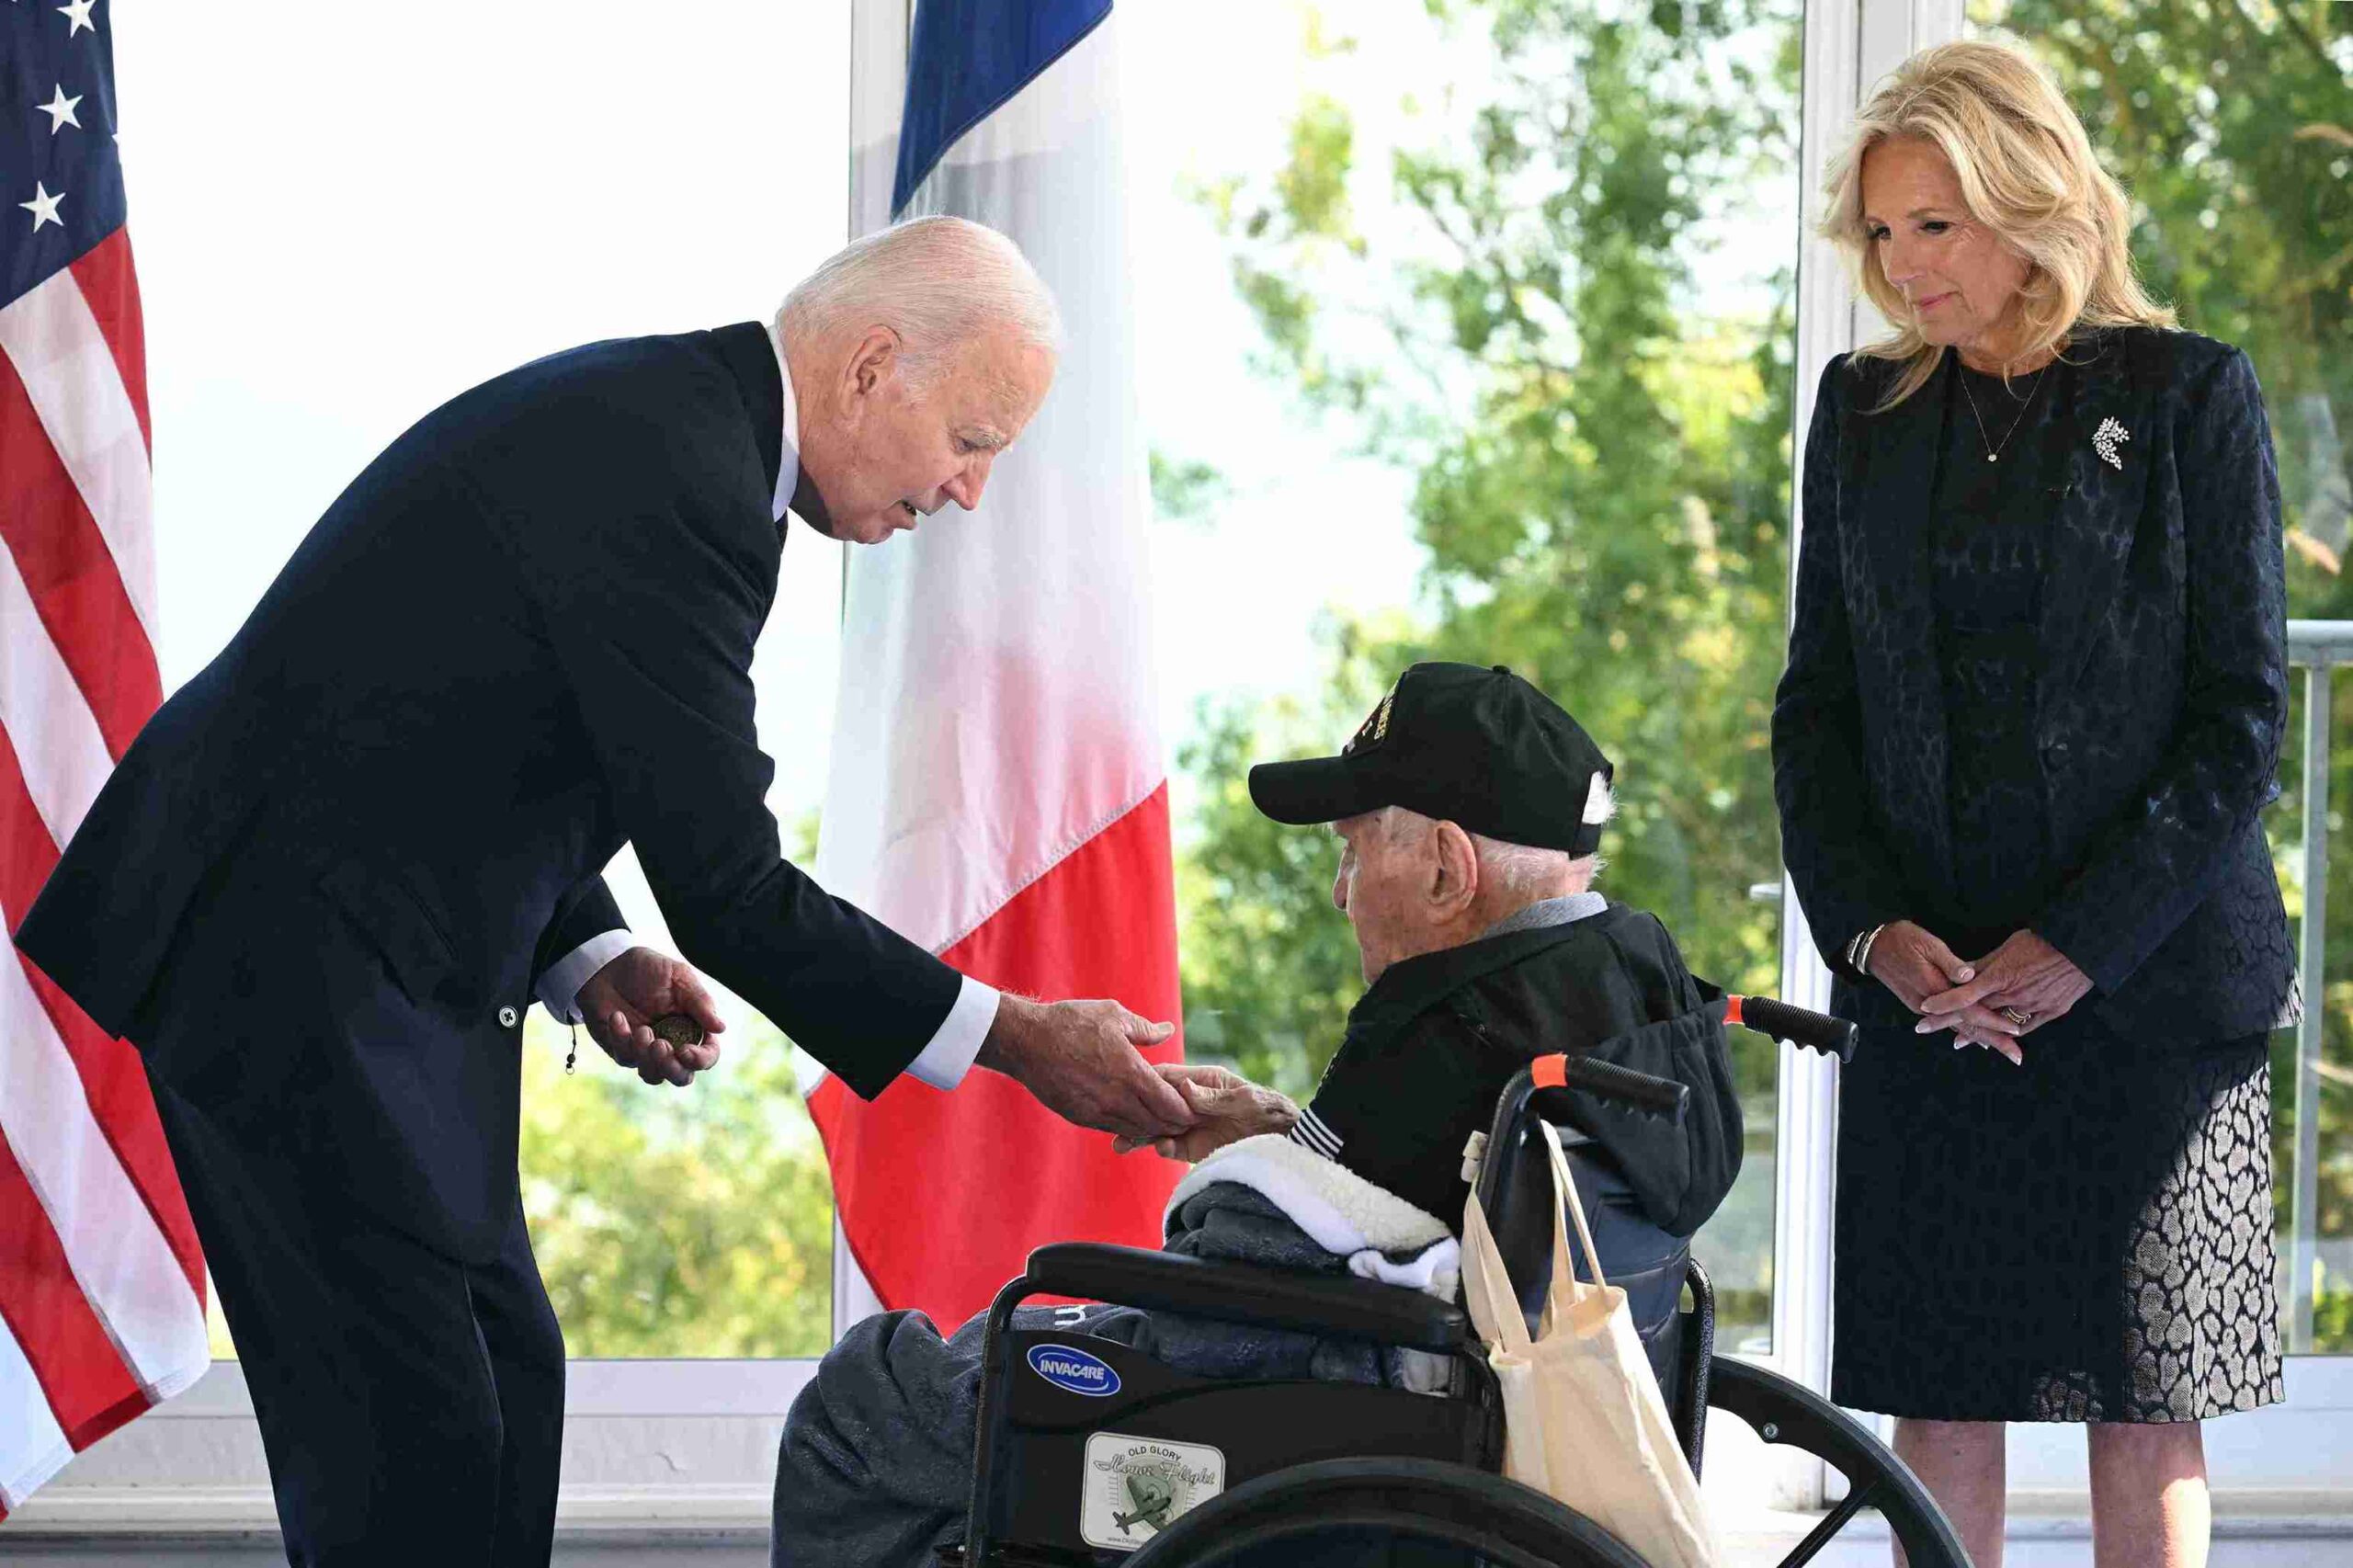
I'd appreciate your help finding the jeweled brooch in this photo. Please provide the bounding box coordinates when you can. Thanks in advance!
[2093,416,2131,471]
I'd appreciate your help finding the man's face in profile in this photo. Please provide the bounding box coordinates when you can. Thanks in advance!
[800,326,1054,544]
[1332,810,1424,984]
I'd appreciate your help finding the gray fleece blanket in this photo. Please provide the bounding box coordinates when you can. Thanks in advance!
[772,1136,1459,1568]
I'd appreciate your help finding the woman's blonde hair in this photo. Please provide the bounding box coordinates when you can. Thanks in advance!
[1821,39,2174,409]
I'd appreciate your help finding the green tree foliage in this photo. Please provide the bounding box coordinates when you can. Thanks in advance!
[1180,0,1803,1102]
[1972,2,2350,575]
[517,1018,835,1358]
[1182,0,2350,1346]
[1150,449,1233,526]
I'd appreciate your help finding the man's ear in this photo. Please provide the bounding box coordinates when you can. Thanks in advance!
[1427,821,1481,917]
[839,326,900,412]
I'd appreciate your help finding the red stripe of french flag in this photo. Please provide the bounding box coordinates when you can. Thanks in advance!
[812,786,1181,1330]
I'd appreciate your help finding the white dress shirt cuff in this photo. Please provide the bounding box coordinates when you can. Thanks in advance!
[538,930,636,1025]
[904,974,998,1090]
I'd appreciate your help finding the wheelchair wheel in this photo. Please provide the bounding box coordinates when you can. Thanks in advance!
[1121,1456,1649,1568]
[1706,1357,1970,1568]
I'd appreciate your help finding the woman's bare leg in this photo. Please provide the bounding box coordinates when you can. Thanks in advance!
[1893,1418,2006,1568]
[2087,1420,2208,1568]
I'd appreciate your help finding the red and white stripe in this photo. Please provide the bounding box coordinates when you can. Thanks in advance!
[0,229,208,1517]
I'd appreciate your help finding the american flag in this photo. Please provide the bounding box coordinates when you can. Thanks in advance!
[0,0,210,1517]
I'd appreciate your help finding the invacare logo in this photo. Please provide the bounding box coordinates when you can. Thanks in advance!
[1028,1343,1120,1397]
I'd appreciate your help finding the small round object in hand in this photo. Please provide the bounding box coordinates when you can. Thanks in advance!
[651,1014,706,1052]
[1997,1006,2031,1028]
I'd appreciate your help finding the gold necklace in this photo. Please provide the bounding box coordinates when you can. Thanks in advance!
[1957,361,2047,464]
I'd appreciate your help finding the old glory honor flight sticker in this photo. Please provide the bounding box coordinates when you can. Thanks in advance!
[1079,1432,1226,1551]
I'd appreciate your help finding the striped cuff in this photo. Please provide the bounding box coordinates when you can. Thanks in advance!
[1289,1104,1344,1162]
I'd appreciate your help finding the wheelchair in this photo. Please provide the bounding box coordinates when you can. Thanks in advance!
[948,995,1970,1568]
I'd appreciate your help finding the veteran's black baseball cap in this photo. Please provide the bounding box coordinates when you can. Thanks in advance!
[1246,662,1615,854]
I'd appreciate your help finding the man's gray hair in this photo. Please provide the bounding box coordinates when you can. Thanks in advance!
[1375,773,1615,893]
[778,216,1061,391]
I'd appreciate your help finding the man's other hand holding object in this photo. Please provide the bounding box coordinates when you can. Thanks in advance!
[578,946,728,1085]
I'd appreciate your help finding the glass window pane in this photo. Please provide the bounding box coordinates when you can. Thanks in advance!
[1972,2,2353,1352]
[201,1028,839,1364]
[1142,0,1805,1355]
[517,1020,835,1358]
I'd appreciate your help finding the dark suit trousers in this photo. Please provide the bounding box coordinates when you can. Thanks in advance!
[152,1074,565,1566]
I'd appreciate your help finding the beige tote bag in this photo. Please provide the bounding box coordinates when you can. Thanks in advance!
[1461,1119,1721,1568]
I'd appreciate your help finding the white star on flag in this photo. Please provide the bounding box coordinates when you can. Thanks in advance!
[56,0,94,35]
[20,180,64,231]
[40,83,83,133]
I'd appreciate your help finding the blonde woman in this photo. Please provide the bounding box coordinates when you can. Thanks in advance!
[1771,39,2290,1566]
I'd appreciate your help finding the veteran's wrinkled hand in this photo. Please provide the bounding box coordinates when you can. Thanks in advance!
[1111,1063,1301,1163]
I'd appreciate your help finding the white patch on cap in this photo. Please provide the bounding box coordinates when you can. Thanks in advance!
[1582,771,1616,825]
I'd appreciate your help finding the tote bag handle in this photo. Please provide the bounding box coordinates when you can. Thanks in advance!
[1461,1167,1536,1357]
[1464,1119,1611,1349]
[1541,1119,1608,1290]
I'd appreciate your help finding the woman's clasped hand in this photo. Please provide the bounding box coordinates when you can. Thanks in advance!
[1865,921,2092,1063]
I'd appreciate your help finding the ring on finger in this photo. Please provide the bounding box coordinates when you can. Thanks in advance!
[1997,1006,2031,1028]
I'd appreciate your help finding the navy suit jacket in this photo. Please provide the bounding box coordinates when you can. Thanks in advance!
[1772,327,2296,1049]
[16,323,961,1259]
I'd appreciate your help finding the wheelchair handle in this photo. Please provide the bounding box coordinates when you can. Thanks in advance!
[1724,994,1857,1062]
[1528,1052,1688,1123]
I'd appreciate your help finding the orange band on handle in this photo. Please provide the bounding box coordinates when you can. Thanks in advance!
[1724,994,1745,1028]
[1531,1054,1566,1089]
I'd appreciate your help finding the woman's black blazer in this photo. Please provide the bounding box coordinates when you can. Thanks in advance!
[1771,326,2297,1048]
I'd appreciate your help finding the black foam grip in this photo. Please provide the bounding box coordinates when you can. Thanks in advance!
[1736,996,1857,1062]
[1550,1054,1688,1124]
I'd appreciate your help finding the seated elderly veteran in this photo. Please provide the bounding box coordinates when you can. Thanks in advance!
[771,663,1740,1568]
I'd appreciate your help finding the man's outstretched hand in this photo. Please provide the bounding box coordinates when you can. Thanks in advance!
[577,946,727,1086]
[1111,1063,1300,1163]
[977,996,1193,1144]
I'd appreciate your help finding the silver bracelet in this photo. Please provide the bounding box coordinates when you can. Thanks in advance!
[1852,922,1888,976]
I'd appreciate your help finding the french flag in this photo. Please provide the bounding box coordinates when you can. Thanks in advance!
[809,0,1184,1332]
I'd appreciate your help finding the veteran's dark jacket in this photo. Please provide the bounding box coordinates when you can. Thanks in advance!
[1772,327,2295,1047]
[15,324,962,1260]
[1297,902,1741,1239]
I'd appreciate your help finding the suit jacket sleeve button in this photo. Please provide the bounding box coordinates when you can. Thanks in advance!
[499,1005,519,1028]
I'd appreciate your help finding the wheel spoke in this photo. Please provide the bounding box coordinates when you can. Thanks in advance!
[1776,1478,1880,1568]
[1708,1358,1971,1567]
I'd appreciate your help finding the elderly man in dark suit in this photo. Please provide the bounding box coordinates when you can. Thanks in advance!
[15,215,1192,1564]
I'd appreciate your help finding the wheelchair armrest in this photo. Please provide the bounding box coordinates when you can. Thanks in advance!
[1017,1242,1472,1355]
